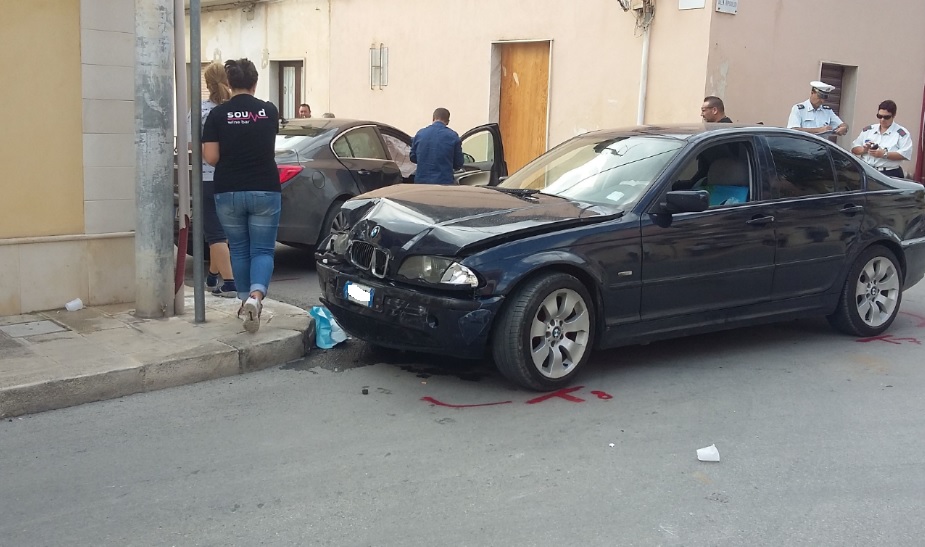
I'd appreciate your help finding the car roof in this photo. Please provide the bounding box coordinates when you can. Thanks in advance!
[279,117,406,134]
[581,123,815,143]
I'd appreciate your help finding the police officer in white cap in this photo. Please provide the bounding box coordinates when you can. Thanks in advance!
[787,81,848,136]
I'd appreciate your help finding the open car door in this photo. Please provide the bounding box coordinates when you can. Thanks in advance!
[455,123,508,186]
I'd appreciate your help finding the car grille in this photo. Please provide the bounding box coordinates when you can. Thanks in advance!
[349,241,390,278]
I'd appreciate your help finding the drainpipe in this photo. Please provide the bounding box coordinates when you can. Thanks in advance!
[174,0,190,316]
[135,0,176,318]
[636,24,651,126]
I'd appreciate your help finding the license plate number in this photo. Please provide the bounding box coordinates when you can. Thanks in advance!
[344,281,374,307]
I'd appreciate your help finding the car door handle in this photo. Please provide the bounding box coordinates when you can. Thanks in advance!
[746,215,774,226]
[841,204,864,214]
[356,169,372,176]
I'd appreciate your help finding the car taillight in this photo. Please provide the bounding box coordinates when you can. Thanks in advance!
[278,165,303,184]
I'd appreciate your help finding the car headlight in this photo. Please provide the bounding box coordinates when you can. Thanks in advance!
[397,256,479,287]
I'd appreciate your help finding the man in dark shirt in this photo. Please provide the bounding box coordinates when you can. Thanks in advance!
[410,107,464,184]
[701,96,732,123]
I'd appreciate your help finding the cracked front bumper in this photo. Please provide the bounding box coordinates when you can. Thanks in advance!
[316,261,503,358]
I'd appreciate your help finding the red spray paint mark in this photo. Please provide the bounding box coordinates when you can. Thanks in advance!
[526,386,586,404]
[856,334,921,345]
[420,397,513,408]
[421,386,614,408]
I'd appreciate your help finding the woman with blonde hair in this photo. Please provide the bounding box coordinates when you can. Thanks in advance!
[187,61,236,297]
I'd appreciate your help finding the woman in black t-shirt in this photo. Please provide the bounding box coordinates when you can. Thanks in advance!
[202,58,280,333]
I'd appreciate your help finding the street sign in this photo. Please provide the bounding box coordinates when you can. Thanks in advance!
[716,0,737,14]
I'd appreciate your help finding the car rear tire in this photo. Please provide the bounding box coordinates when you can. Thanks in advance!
[492,273,594,391]
[827,245,902,337]
[316,199,349,248]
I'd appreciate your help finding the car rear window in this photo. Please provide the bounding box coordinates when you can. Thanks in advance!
[276,126,339,157]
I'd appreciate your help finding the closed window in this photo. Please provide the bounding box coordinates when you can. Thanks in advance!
[767,136,836,198]
[831,152,863,192]
[331,126,387,160]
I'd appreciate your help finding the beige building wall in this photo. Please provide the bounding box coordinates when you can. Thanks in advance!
[328,0,680,148]
[188,0,331,113]
[327,0,922,170]
[1,1,84,238]
[644,4,713,124]
[0,0,136,316]
[706,1,924,166]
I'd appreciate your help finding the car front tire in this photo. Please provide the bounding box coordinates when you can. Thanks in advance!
[827,245,903,337]
[492,273,595,391]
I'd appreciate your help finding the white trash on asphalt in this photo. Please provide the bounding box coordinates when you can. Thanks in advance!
[697,444,721,462]
[65,298,84,311]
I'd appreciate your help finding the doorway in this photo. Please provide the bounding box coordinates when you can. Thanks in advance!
[491,41,551,174]
[276,61,303,120]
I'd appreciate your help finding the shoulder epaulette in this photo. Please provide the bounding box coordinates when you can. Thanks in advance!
[822,105,831,110]
[796,104,805,110]
[898,128,907,137]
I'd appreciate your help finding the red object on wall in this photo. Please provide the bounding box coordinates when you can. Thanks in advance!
[914,81,925,183]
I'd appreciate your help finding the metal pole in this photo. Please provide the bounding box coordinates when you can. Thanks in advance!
[190,0,205,322]
[135,0,175,318]
[188,0,206,322]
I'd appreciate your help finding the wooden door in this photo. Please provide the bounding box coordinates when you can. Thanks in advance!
[499,41,550,173]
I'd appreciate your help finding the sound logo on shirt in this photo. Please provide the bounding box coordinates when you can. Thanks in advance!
[227,108,269,125]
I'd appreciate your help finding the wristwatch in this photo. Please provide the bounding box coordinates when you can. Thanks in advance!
[882,147,889,158]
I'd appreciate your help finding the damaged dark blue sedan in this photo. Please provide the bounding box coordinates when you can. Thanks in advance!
[315,125,925,391]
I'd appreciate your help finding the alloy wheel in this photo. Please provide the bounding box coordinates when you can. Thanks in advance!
[854,256,900,328]
[529,288,591,379]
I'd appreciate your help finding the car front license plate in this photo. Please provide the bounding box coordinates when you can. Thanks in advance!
[344,281,374,307]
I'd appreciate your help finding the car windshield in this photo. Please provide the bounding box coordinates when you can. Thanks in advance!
[276,125,339,157]
[499,135,685,207]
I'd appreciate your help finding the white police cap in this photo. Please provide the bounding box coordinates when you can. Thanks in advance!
[810,80,835,93]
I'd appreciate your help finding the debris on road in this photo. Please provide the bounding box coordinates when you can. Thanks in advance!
[697,444,721,462]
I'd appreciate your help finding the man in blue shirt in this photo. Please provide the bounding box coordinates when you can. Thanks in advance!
[410,107,464,184]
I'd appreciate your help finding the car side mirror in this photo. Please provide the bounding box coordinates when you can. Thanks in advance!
[660,190,709,214]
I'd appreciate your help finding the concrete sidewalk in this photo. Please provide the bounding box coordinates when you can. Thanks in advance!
[0,288,314,418]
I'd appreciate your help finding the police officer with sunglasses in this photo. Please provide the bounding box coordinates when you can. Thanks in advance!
[850,100,913,178]
[787,80,848,136]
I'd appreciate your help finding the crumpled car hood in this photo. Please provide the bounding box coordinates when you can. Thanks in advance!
[340,184,620,257]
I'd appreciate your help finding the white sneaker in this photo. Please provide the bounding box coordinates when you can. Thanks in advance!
[242,297,262,333]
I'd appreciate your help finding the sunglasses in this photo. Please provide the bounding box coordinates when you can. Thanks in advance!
[814,90,829,99]
[876,114,893,120]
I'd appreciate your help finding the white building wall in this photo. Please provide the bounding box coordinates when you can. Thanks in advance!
[188,0,331,113]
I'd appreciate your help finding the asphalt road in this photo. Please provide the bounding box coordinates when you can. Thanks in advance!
[4,247,924,545]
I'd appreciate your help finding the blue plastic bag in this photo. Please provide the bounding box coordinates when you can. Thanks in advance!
[309,306,348,349]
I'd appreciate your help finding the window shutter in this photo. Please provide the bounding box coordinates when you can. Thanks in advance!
[820,63,845,116]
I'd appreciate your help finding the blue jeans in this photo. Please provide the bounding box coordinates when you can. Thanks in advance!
[214,191,281,301]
